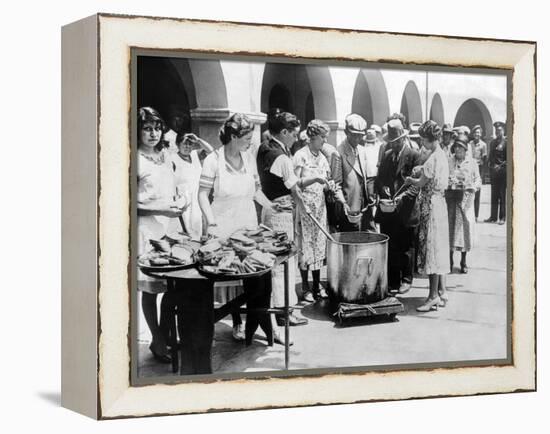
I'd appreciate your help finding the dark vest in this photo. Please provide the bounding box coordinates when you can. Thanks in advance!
[257,139,291,200]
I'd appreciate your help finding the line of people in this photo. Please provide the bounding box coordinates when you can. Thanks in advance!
[136,105,506,363]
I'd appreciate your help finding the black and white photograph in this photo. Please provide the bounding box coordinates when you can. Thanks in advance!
[132,53,510,381]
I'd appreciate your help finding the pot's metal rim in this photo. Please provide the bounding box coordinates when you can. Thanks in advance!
[328,231,389,246]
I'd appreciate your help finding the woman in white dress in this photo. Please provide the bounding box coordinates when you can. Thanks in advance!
[137,107,186,363]
[169,133,213,240]
[198,113,277,343]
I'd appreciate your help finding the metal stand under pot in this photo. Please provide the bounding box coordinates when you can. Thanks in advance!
[305,211,404,325]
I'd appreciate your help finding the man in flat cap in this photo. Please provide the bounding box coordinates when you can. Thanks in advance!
[375,119,421,294]
[333,114,373,231]
[485,121,507,224]
[469,125,488,220]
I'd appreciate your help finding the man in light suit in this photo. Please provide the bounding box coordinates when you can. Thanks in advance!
[375,119,421,294]
[333,114,372,232]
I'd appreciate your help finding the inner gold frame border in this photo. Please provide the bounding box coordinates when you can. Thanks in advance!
[95,13,535,419]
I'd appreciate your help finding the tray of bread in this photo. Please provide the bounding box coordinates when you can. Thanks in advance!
[137,232,199,273]
[196,226,293,279]
[243,224,294,255]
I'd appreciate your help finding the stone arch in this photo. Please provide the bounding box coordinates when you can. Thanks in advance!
[305,92,315,126]
[137,56,230,145]
[304,65,337,124]
[171,58,229,144]
[137,56,193,127]
[261,62,338,144]
[453,98,493,142]
[184,59,228,109]
[429,93,445,126]
[351,69,390,127]
[400,80,423,127]
[268,83,293,113]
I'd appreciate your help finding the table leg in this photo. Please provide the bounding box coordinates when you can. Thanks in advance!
[175,279,214,375]
[244,274,273,346]
[284,261,289,370]
[164,280,179,374]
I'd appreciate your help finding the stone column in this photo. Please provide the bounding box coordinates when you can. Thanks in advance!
[324,120,341,146]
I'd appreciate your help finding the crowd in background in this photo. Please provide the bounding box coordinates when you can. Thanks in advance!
[136,105,507,363]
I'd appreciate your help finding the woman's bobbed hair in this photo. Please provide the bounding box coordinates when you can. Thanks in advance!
[418,120,442,142]
[219,113,254,145]
[306,119,331,139]
[138,107,166,133]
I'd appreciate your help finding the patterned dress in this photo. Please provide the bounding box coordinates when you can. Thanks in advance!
[293,146,330,270]
[417,146,450,275]
[447,156,482,252]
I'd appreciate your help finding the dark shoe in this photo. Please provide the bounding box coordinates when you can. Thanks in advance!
[303,291,315,303]
[398,283,411,294]
[460,264,468,274]
[149,344,172,364]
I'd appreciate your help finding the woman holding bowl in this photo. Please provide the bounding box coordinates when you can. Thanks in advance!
[293,120,338,302]
[137,107,187,362]
[404,120,450,311]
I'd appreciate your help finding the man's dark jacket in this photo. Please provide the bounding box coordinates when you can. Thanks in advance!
[375,145,422,227]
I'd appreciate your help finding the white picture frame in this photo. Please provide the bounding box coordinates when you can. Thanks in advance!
[61,13,536,419]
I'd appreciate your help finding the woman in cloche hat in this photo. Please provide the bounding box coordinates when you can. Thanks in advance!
[447,133,482,274]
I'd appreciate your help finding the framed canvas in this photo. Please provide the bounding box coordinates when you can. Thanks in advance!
[61,13,536,419]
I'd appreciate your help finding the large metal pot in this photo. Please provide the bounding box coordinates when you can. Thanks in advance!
[327,232,389,304]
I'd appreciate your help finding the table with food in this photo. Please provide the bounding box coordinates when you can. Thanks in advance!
[138,224,296,375]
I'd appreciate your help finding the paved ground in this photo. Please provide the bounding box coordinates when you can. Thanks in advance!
[137,185,508,377]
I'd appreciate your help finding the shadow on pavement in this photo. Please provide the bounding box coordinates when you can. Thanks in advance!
[300,299,334,322]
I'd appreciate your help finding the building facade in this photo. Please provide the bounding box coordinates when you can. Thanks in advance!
[138,56,507,148]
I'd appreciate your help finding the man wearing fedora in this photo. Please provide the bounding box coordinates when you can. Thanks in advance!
[375,119,421,294]
[333,114,371,232]
[441,123,456,160]
[486,121,507,224]
[469,125,488,220]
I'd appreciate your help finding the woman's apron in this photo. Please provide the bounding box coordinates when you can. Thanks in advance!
[169,151,203,240]
[210,148,258,302]
[262,197,298,307]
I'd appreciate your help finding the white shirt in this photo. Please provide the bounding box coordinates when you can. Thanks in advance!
[269,137,299,189]
[163,129,179,153]
[363,142,381,177]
